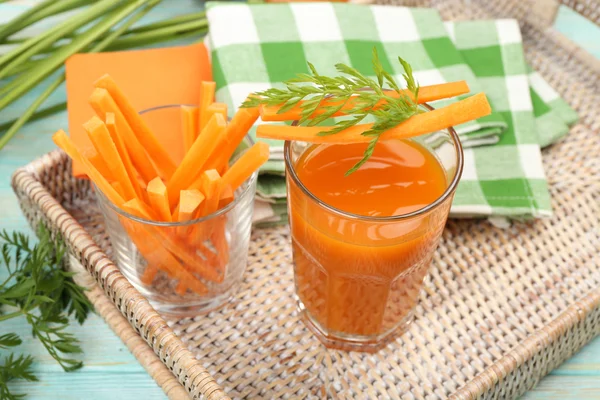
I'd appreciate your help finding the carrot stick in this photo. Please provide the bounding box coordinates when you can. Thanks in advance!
[208,181,231,271]
[122,199,221,283]
[185,171,226,270]
[133,236,206,295]
[94,75,177,179]
[198,81,216,133]
[53,130,124,206]
[111,181,125,197]
[167,113,227,210]
[172,236,221,282]
[140,264,158,285]
[87,151,114,182]
[184,170,222,253]
[175,190,205,222]
[147,177,171,222]
[175,282,187,296]
[221,142,270,191]
[210,218,229,269]
[181,106,198,153]
[105,112,144,200]
[84,116,137,201]
[196,169,221,217]
[206,102,227,124]
[205,107,259,172]
[257,93,492,143]
[204,103,229,174]
[89,88,157,183]
[259,81,471,121]
[218,185,234,209]
[173,189,204,246]
[123,198,157,220]
[119,217,207,295]
[172,189,216,295]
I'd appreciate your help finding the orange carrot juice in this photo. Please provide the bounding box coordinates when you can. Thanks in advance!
[286,138,459,351]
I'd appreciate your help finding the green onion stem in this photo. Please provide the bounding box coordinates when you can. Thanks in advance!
[14,18,207,63]
[0,0,150,106]
[1,13,207,79]
[0,0,57,42]
[105,28,206,52]
[35,16,207,58]
[1,10,206,46]
[0,15,202,133]
[0,0,123,78]
[0,0,161,151]
[0,76,64,150]
[0,102,66,133]
[90,0,161,51]
[2,59,37,78]
[20,0,97,28]
[0,0,95,43]
[0,0,118,70]
[1,37,26,45]
[0,78,19,97]
[125,11,205,34]
[0,0,116,68]
[104,19,208,49]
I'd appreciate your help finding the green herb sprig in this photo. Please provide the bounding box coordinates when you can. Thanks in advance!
[0,353,37,400]
[243,48,420,175]
[0,225,93,399]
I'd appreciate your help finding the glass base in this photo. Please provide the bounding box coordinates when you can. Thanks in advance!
[297,298,414,353]
[147,288,235,317]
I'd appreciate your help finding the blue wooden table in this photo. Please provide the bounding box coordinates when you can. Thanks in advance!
[0,2,598,399]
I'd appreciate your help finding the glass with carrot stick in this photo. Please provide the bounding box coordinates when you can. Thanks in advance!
[285,124,463,352]
[93,104,261,316]
[53,74,267,316]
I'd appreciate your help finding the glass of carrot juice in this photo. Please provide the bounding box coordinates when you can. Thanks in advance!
[285,123,463,352]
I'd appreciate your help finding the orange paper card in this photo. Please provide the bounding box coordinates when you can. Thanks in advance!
[65,43,212,177]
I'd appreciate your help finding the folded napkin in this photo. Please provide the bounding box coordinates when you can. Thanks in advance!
[206,3,577,223]
[254,197,288,227]
[444,19,553,217]
[528,67,579,147]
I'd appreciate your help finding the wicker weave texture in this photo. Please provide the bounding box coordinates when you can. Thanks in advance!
[10,0,600,399]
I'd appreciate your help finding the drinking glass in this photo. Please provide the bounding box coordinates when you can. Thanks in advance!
[96,105,257,316]
[285,120,463,352]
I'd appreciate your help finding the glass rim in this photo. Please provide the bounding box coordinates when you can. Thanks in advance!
[284,103,464,222]
[97,104,257,227]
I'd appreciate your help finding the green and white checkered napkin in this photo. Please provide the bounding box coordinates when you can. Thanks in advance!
[528,67,579,147]
[205,2,578,223]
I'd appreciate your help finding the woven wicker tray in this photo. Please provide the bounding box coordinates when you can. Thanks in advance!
[11,0,600,399]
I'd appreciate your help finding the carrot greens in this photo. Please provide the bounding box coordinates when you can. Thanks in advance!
[242,48,421,175]
[0,225,93,400]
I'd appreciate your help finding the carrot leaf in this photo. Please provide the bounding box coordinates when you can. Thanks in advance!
[242,47,422,174]
[345,137,378,177]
